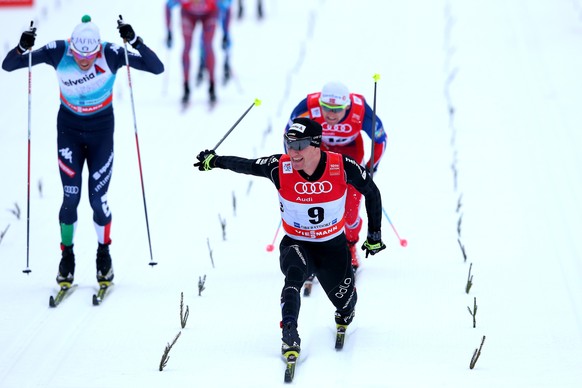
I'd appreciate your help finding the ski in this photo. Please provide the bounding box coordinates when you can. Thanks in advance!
[92,283,113,306]
[335,324,348,350]
[49,284,78,308]
[283,351,299,383]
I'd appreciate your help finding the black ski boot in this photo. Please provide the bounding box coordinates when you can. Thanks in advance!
[209,81,216,104]
[182,81,190,104]
[335,309,355,326]
[335,310,353,350]
[56,244,75,287]
[281,320,301,356]
[96,243,114,285]
[257,0,264,19]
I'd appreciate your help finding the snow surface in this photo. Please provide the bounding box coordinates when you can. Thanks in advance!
[1,0,582,387]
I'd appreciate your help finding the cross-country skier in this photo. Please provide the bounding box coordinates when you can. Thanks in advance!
[166,0,219,105]
[2,15,164,288]
[194,117,386,360]
[285,82,387,273]
[236,0,264,20]
[196,0,233,85]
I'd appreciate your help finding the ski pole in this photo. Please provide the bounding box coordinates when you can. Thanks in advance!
[23,20,34,274]
[119,15,157,267]
[213,98,261,150]
[265,219,282,252]
[367,74,407,247]
[382,207,407,247]
[369,73,380,179]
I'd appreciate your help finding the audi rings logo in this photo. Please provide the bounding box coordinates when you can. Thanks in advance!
[64,185,79,195]
[294,181,333,195]
[322,123,353,133]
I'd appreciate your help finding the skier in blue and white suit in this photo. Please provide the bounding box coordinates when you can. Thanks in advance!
[2,15,164,287]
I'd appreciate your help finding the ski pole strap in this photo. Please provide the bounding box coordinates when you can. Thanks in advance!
[202,153,216,171]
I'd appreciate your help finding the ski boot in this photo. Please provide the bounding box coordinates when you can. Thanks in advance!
[182,81,190,105]
[334,309,355,350]
[257,0,264,19]
[335,309,355,326]
[96,243,114,286]
[209,81,216,104]
[56,244,75,288]
[281,320,301,357]
[282,320,300,382]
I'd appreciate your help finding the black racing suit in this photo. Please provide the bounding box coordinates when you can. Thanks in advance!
[213,151,383,325]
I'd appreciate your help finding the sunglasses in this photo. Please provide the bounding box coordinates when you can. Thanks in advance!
[71,48,99,61]
[320,101,348,113]
[285,134,313,151]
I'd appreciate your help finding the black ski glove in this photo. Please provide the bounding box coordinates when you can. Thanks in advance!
[117,17,142,49]
[166,30,173,49]
[18,25,36,53]
[361,231,386,258]
[194,150,218,171]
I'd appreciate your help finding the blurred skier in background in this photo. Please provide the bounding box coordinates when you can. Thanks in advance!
[2,15,164,288]
[196,0,233,86]
[166,0,219,105]
[237,0,263,20]
[285,81,387,281]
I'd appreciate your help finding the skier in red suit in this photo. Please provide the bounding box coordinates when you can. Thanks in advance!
[285,82,387,272]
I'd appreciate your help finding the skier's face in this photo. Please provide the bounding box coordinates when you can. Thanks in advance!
[287,146,321,176]
[73,55,97,71]
[71,49,99,71]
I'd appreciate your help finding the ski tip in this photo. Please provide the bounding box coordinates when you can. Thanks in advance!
[49,296,56,308]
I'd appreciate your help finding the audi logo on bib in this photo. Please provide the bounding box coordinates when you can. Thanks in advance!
[294,181,333,194]
[322,123,353,133]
